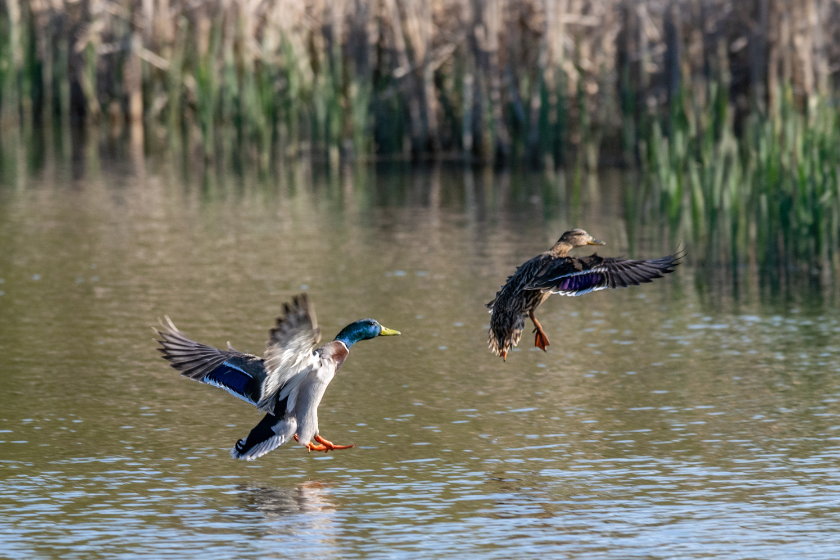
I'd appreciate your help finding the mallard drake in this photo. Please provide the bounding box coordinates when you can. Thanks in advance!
[487,229,681,360]
[155,294,400,460]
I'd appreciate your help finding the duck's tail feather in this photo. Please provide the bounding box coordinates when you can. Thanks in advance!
[487,312,525,359]
[231,413,297,461]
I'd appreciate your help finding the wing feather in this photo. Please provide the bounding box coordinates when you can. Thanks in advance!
[155,317,266,406]
[258,293,322,414]
[526,252,682,296]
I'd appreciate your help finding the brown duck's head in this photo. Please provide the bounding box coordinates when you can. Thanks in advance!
[553,229,605,255]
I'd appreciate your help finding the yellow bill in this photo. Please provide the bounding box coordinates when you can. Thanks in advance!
[379,326,401,336]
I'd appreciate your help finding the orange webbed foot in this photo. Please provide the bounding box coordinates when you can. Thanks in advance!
[314,434,354,451]
[529,310,550,352]
[295,433,354,453]
[534,328,550,352]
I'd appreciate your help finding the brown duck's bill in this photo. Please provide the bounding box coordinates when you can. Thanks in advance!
[379,326,401,336]
[588,239,606,245]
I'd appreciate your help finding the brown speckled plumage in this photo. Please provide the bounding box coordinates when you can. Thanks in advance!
[487,229,682,360]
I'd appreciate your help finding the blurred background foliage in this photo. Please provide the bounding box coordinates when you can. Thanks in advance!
[1,0,840,275]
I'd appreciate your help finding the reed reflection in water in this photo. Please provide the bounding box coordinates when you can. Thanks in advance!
[1,137,840,558]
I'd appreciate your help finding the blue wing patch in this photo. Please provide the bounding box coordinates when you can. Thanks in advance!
[202,361,255,404]
[553,272,606,296]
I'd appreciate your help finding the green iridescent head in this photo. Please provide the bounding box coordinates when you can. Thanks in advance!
[334,319,400,348]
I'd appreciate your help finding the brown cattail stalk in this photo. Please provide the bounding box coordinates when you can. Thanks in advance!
[0,0,839,166]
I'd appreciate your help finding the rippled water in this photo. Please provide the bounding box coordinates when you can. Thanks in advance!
[2,146,840,558]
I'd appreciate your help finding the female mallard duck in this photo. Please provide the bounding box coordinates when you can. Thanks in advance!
[155,294,400,460]
[487,229,681,360]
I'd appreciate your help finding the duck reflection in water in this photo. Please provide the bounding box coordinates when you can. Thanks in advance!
[238,482,339,541]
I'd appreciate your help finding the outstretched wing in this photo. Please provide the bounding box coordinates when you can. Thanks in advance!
[526,252,682,296]
[257,294,322,414]
[156,317,266,406]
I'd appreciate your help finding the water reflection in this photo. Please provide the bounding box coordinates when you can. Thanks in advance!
[2,136,840,558]
[238,483,340,543]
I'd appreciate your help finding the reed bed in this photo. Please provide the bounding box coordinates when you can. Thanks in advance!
[629,83,840,279]
[0,0,837,163]
[2,0,840,273]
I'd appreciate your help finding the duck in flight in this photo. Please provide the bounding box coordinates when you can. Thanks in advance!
[155,294,400,460]
[487,229,681,360]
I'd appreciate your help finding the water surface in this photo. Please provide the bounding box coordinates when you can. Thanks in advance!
[2,148,840,558]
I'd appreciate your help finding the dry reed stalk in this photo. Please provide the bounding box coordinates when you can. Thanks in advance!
[384,0,424,153]
[2,0,22,126]
[0,0,838,166]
